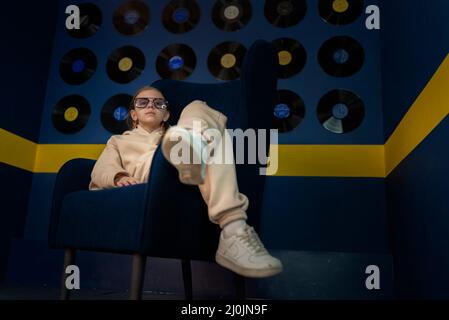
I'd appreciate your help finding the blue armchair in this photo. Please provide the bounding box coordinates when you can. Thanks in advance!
[48,40,278,300]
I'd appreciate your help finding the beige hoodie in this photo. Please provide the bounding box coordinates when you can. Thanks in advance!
[89,125,164,190]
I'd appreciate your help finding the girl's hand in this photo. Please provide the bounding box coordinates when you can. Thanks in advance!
[115,174,139,187]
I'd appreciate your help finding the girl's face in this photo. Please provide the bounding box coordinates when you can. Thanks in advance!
[130,89,170,130]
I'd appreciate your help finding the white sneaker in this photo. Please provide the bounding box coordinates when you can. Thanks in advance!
[215,225,283,278]
[161,126,207,185]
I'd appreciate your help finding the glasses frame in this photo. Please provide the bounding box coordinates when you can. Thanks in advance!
[133,97,169,110]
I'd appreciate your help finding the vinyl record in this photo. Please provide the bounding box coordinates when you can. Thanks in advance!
[272,89,305,133]
[162,0,201,34]
[317,89,364,134]
[113,0,150,36]
[207,41,247,80]
[59,48,97,85]
[319,0,364,25]
[66,3,102,39]
[52,95,91,134]
[264,0,307,28]
[156,43,196,80]
[212,0,252,31]
[106,45,145,84]
[272,38,307,79]
[318,36,364,77]
[101,94,132,134]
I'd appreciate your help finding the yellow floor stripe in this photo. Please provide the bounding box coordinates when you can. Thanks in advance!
[385,54,449,175]
[0,129,36,172]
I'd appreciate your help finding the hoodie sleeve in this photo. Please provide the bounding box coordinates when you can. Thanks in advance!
[88,136,130,190]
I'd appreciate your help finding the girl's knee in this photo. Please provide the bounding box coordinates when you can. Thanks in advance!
[183,100,225,120]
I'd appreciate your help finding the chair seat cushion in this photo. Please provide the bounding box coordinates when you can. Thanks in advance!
[54,183,148,253]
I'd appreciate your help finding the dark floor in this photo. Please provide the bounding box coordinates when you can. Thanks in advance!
[0,286,181,300]
[0,285,256,300]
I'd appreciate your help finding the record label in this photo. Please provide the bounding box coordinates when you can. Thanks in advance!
[169,56,184,70]
[274,103,290,119]
[221,53,236,68]
[224,5,240,20]
[317,89,365,134]
[278,50,292,66]
[124,10,140,24]
[174,8,189,23]
[333,0,349,13]
[72,60,85,73]
[118,57,133,72]
[278,1,293,15]
[64,107,79,122]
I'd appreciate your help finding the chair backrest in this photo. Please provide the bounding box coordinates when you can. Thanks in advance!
[151,40,278,230]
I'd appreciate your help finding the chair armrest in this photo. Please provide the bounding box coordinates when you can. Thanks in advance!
[48,158,95,246]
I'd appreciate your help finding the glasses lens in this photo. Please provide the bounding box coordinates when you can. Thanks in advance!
[153,98,167,110]
[135,98,148,109]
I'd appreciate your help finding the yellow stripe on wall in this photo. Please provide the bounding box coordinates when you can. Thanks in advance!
[0,128,37,172]
[34,144,105,173]
[385,54,449,175]
[270,144,385,177]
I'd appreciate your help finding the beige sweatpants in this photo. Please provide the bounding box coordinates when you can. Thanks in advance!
[176,100,249,228]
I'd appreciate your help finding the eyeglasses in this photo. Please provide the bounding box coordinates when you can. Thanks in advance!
[133,97,169,110]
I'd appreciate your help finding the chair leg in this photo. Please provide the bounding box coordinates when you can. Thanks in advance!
[60,248,76,300]
[181,259,193,300]
[129,254,146,300]
[234,273,246,300]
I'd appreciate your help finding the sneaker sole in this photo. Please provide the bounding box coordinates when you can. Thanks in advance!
[215,251,283,278]
[162,130,205,185]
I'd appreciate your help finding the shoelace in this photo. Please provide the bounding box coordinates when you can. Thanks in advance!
[236,227,268,255]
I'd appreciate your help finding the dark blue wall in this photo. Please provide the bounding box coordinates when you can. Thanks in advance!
[380,0,449,298]
[261,177,389,253]
[0,164,30,282]
[0,1,57,142]
[380,0,449,140]
[0,1,57,282]
[387,116,449,299]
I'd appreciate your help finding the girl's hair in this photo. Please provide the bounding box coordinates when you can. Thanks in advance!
[127,85,170,135]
